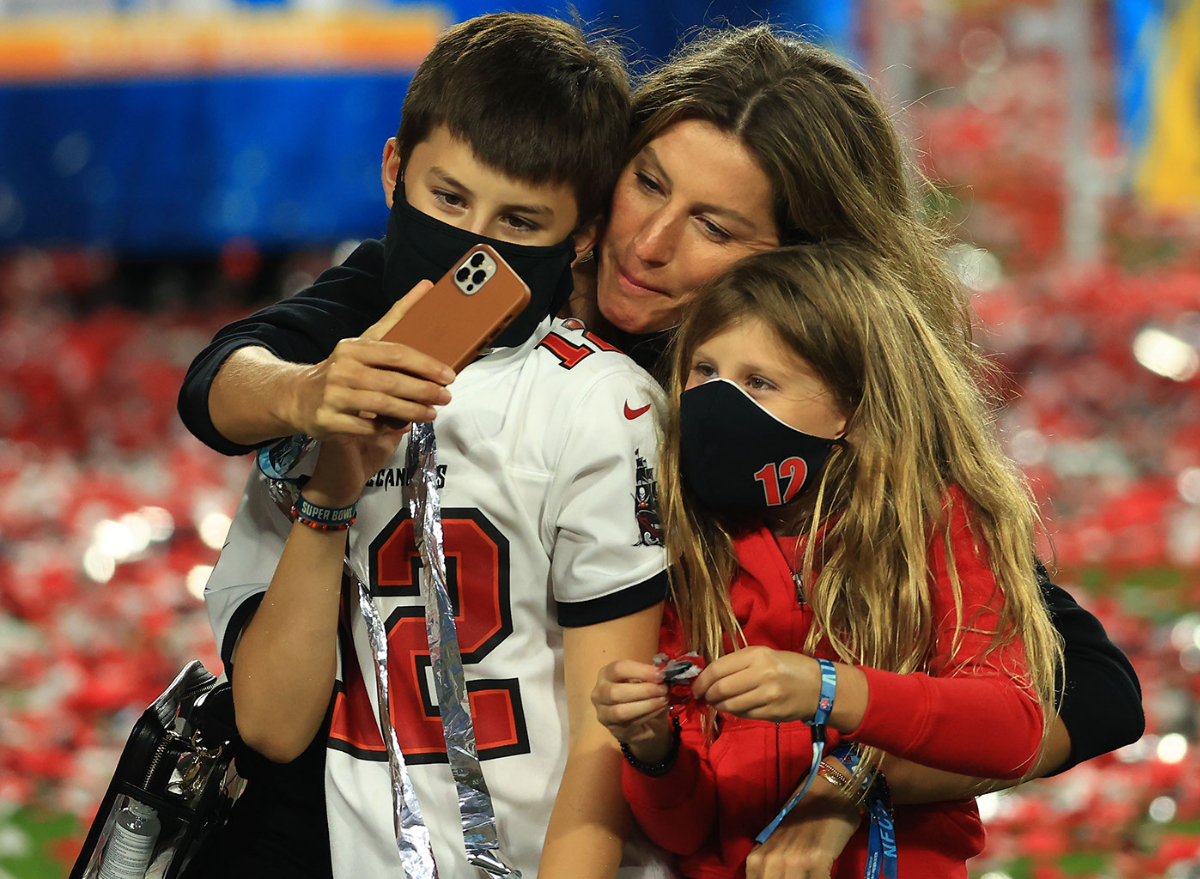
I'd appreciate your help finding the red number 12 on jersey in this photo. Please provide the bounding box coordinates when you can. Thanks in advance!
[328,509,530,765]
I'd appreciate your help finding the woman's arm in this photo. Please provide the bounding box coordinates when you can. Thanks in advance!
[179,252,452,452]
[179,240,390,454]
[206,283,454,448]
[743,771,863,879]
[1039,569,1145,770]
[866,571,1143,803]
[538,604,663,879]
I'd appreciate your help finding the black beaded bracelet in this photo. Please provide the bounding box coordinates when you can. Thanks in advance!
[620,715,682,777]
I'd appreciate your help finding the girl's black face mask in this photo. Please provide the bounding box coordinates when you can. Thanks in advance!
[382,182,577,349]
[679,379,844,514]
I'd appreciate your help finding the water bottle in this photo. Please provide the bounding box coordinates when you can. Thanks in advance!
[97,800,161,879]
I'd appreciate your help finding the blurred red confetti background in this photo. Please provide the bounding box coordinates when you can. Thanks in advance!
[3,4,1200,878]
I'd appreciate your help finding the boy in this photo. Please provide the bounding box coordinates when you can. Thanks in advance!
[200,14,668,879]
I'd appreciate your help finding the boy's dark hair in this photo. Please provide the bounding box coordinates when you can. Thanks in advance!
[397,12,630,229]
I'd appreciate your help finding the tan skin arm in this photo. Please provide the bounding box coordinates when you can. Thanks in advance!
[745,774,863,879]
[538,603,663,879]
[207,286,455,448]
[231,429,407,762]
[229,285,437,762]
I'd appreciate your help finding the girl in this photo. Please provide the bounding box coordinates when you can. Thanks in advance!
[593,243,1064,879]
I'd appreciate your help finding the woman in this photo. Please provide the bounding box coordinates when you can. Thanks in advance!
[178,22,1142,876]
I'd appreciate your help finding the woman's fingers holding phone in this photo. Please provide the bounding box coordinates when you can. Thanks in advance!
[302,345,448,438]
[325,355,452,408]
[360,279,435,342]
[295,283,457,438]
[346,337,456,387]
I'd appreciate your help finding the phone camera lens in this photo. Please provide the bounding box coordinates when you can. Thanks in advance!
[470,253,485,268]
[465,284,475,292]
[472,269,486,285]
[456,267,470,282]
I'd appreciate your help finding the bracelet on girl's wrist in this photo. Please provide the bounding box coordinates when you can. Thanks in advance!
[292,492,358,531]
[816,761,870,813]
[621,715,682,777]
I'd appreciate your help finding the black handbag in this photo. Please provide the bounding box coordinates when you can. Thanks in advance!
[70,660,245,879]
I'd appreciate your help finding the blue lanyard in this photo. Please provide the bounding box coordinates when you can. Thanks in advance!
[753,662,898,879]
[828,745,897,879]
[864,791,897,879]
[754,657,838,843]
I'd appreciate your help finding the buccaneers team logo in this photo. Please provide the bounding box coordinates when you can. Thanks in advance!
[634,451,663,547]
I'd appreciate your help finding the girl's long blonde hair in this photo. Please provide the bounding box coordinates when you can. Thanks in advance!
[660,244,1063,775]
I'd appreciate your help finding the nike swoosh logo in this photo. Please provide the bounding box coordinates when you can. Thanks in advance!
[624,402,652,420]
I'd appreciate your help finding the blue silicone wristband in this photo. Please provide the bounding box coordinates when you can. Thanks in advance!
[294,493,358,526]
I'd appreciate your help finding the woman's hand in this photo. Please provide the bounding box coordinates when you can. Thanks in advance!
[691,646,820,723]
[590,659,672,762]
[743,772,862,879]
[288,280,457,440]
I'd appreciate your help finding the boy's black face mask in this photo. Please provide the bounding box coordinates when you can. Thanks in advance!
[382,182,577,349]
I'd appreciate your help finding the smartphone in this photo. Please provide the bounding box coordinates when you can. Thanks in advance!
[382,244,531,372]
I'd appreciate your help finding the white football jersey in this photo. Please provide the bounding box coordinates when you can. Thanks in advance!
[205,317,671,879]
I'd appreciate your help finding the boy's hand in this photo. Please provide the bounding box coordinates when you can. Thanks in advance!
[691,646,819,723]
[289,280,457,440]
[304,427,410,509]
[591,660,672,761]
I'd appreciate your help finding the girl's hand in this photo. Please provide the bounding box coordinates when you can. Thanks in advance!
[743,773,862,879]
[591,660,672,761]
[692,646,820,723]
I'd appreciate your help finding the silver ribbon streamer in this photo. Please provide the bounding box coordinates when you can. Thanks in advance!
[259,436,438,878]
[405,421,520,879]
[351,564,440,879]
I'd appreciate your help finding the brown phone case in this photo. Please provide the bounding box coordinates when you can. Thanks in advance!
[382,244,532,372]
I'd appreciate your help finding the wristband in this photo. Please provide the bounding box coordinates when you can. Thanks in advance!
[755,657,838,843]
[620,715,682,777]
[292,493,358,531]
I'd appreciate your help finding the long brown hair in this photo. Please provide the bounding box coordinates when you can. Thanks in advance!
[660,244,1062,775]
[625,25,976,367]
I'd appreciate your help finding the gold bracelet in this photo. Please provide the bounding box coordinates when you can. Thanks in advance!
[816,761,869,813]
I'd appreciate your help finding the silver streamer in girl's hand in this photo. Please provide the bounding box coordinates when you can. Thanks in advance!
[405,421,520,879]
[260,436,438,878]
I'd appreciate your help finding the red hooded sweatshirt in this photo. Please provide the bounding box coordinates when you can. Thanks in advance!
[623,489,1044,879]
